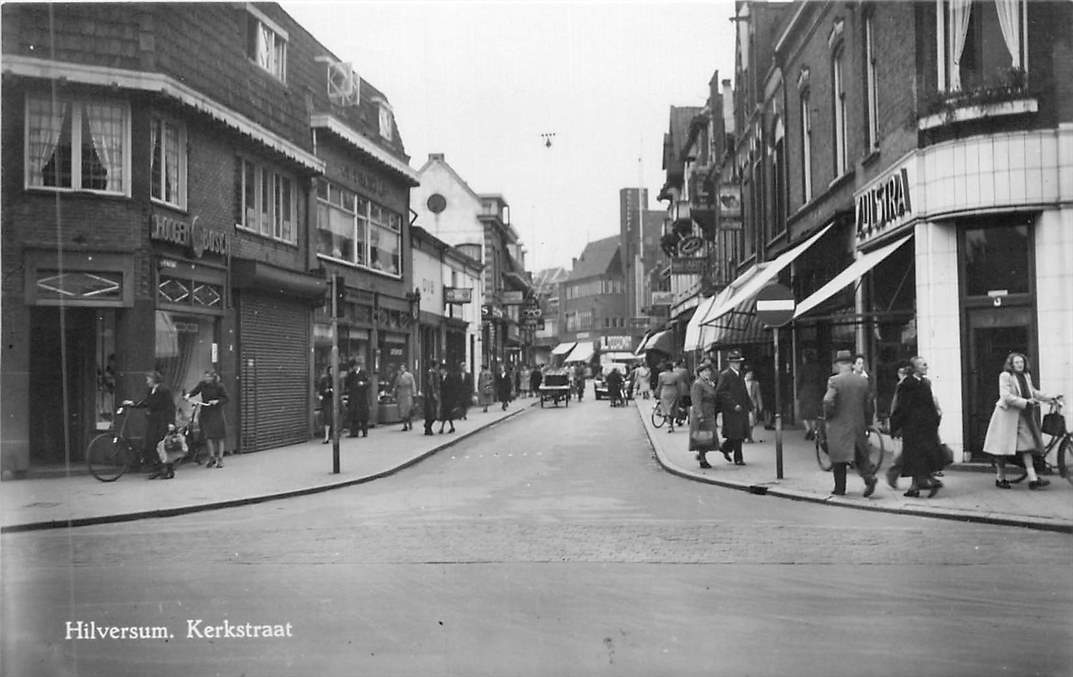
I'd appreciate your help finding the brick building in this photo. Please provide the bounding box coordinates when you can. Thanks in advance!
[1,3,417,473]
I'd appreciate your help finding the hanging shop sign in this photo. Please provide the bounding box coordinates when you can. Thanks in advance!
[499,290,525,305]
[717,183,742,230]
[602,335,632,351]
[670,257,707,275]
[482,304,504,320]
[677,236,704,255]
[855,164,914,245]
[444,287,472,304]
[650,291,674,306]
[150,213,230,258]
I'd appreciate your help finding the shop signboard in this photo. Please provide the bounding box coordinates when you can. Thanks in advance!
[717,183,742,230]
[444,287,472,304]
[854,156,917,246]
[150,212,230,258]
[602,335,632,351]
[650,291,674,306]
[499,290,525,305]
[670,257,707,275]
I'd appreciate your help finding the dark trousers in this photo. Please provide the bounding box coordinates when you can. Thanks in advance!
[347,404,367,436]
[834,440,876,492]
[722,438,744,463]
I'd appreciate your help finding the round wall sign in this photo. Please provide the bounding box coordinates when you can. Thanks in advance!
[427,194,447,214]
[677,236,704,255]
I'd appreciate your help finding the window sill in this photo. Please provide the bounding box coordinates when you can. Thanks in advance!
[25,185,130,199]
[315,252,401,279]
[150,197,188,213]
[826,169,855,191]
[918,97,1038,130]
[860,148,881,167]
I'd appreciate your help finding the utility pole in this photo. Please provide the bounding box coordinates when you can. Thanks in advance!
[331,274,341,473]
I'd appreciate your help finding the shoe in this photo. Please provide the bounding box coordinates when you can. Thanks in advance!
[831,489,845,496]
[667,428,673,434]
[362,432,367,438]
[215,460,223,469]
[904,489,920,497]
[863,477,877,498]
[449,427,456,433]
[926,483,939,498]
[147,470,161,480]
[321,439,329,445]
[885,468,899,490]
[734,460,746,466]
[995,479,1012,489]
[206,458,216,467]
[162,465,175,480]
[699,460,712,469]
[1028,479,1050,490]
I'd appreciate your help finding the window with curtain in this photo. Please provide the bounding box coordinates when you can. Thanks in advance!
[234,157,297,244]
[150,116,186,208]
[832,47,847,177]
[246,11,287,81]
[865,15,879,149]
[800,89,813,202]
[26,94,128,194]
[314,181,400,277]
[941,0,1025,92]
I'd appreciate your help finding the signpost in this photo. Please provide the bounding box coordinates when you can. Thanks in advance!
[754,283,795,480]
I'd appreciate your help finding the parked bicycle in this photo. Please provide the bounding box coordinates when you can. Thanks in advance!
[650,400,688,429]
[814,415,887,473]
[86,402,206,481]
[1002,396,1071,486]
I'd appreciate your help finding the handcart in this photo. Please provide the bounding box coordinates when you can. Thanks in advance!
[539,369,572,408]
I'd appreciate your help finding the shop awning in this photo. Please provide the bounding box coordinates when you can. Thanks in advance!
[566,342,595,363]
[634,332,653,355]
[794,234,913,319]
[683,267,765,352]
[644,330,675,355]
[700,222,834,328]
[551,341,577,356]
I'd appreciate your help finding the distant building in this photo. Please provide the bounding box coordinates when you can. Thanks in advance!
[560,236,630,361]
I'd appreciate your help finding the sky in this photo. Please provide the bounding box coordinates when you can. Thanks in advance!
[282,1,737,272]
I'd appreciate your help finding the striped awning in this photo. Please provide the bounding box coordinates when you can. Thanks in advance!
[566,342,595,363]
[551,341,577,356]
[794,234,913,319]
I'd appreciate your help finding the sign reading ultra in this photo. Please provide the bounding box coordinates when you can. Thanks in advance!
[855,164,914,244]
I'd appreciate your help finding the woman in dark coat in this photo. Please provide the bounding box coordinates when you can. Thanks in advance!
[124,371,175,472]
[423,367,441,436]
[889,356,943,497]
[317,366,334,444]
[689,361,719,468]
[186,370,229,468]
[438,363,460,434]
[496,366,512,411]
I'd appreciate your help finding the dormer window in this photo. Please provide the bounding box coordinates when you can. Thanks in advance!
[246,5,288,82]
[377,100,394,141]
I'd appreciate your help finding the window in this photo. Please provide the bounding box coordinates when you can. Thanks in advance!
[246,8,287,81]
[150,116,186,208]
[234,157,297,244]
[25,94,129,194]
[378,103,394,141]
[939,0,1026,92]
[770,120,786,241]
[864,15,879,149]
[315,179,402,277]
[832,48,847,176]
[800,90,813,201]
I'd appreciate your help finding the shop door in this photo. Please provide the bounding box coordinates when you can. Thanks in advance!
[29,308,97,464]
[964,306,1034,454]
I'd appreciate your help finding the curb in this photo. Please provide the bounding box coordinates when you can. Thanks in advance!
[1,404,534,534]
[637,405,1073,535]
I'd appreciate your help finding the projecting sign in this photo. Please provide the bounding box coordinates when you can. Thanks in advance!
[444,287,472,304]
[499,290,525,305]
[670,257,707,275]
[650,291,674,306]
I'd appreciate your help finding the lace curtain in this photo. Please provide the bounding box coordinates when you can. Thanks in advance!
[948,0,973,91]
[994,0,1022,69]
[26,97,69,187]
[84,102,124,192]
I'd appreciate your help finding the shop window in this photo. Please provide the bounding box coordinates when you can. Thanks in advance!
[234,157,297,244]
[246,7,287,82]
[155,311,218,401]
[961,223,1031,296]
[36,270,123,302]
[150,116,187,209]
[158,275,223,310]
[25,94,129,195]
[939,0,1026,93]
[315,180,400,277]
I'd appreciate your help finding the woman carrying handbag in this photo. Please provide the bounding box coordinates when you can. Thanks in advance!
[689,361,719,468]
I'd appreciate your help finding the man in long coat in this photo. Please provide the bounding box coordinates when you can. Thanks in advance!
[345,359,370,438]
[822,350,878,496]
[439,363,461,433]
[715,349,753,465]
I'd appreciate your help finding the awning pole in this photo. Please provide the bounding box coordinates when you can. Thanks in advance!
[773,325,784,480]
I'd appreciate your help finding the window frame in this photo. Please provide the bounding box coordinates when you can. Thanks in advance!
[800,88,813,203]
[24,93,132,197]
[314,178,403,279]
[245,5,288,82]
[234,156,298,245]
[832,45,848,177]
[150,114,188,210]
[864,14,879,150]
[936,0,1028,92]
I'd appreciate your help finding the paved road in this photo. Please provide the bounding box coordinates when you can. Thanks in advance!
[3,396,1071,676]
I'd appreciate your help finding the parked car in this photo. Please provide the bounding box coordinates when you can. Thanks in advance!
[593,352,637,400]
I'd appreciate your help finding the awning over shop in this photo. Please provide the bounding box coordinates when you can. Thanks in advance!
[644,330,675,355]
[683,266,765,352]
[700,221,834,328]
[551,341,577,356]
[566,342,595,363]
[634,332,653,355]
[794,234,913,319]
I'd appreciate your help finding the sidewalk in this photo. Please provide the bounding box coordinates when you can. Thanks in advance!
[634,398,1073,533]
[0,402,534,533]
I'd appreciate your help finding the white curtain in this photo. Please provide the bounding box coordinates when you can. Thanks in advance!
[994,0,1022,69]
[257,24,273,71]
[948,0,973,91]
[84,103,124,192]
[27,97,69,186]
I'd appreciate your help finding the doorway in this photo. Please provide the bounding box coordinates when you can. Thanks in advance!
[963,305,1034,454]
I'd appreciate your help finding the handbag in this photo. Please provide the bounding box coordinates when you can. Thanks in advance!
[1041,411,1066,437]
[689,428,715,451]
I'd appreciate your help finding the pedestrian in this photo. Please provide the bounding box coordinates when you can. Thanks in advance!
[345,358,370,438]
[439,362,460,434]
[822,350,878,497]
[529,363,543,397]
[889,356,944,497]
[478,364,495,413]
[605,367,625,406]
[657,361,681,433]
[122,371,175,473]
[496,364,513,411]
[317,365,334,444]
[797,350,824,441]
[393,363,416,431]
[674,359,692,424]
[634,362,651,400]
[744,367,764,443]
[689,360,719,468]
[422,366,440,436]
[519,364,532,398]
[152,423,188,480]
[572,362,586,401]
[715,349,753,465]
[982,352,1060,490]
[513,366,522,400]
[458,361,473,420]
[185,369,228,469]
[883,362,911,489]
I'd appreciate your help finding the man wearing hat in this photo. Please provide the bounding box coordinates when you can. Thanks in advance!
[715,349,753,465]
[822,349,878,496]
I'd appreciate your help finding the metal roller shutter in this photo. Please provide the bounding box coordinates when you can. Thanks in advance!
[238,292,310,452]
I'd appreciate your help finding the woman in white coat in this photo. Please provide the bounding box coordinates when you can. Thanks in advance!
[982,352,1059,489]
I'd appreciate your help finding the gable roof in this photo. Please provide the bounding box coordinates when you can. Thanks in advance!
[415,154,483,203]
[569,235,621,281]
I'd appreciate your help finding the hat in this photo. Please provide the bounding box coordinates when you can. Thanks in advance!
[834,349,853,363]
[726,349,744,362]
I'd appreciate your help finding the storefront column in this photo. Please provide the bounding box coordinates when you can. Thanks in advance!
[914,221,965,456]
[1035,206,1073,403]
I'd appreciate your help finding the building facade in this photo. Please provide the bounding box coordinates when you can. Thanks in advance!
[560,236,630,360]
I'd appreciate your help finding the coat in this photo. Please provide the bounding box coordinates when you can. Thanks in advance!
[345,368,371,423]
[496,372,513,401]
[440,371,463,420]
[423,370,441,421]
[821,371,874,465]
[688,376,719,451]
[982,371,1050,457]
[657,370,680,417]
[135,384,175,455]
[529,368,543,392]
[393,370,416,419]
[459,372,473,412]
[889,375,942,477]
[715,367,752,441]
[187,380,228,440]
[317,375,334,425]
[478,370,496,406]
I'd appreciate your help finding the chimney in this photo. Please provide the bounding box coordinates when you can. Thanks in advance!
[429,153,445,161]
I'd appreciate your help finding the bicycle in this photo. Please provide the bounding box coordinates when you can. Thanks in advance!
[814,415,887,474]
[86,402,206,481]
[650,400,688,429]
[1003,396,1071,486]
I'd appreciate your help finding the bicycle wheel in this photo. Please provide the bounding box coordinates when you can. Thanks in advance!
[86,434,132,482]
[865,428,886,474]
[815,431,832,471]
[651,404,666,428]
[1057,437,1073,486]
